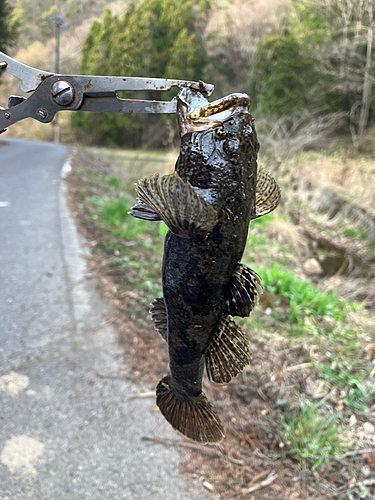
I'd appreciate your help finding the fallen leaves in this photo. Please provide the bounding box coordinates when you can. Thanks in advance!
[364,452,375,468]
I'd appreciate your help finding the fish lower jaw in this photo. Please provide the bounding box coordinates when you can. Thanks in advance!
[184,106,249,133]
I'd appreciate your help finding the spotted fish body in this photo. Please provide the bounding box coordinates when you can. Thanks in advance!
[131,88,280,444]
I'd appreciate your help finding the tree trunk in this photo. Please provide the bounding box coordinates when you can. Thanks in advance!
[357,0,374,142]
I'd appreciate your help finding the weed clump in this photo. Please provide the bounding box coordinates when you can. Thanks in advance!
[258,264,356,323]
[90,195,149,240]
[318,363,375,413]
[280,400,347,470]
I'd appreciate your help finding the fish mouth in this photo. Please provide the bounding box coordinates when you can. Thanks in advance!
[187,94,250,122]
[178,89,250,134]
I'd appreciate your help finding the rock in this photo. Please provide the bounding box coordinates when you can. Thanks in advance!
[363,422,375,434]
[303,258,323,275]
[349,415,357,426]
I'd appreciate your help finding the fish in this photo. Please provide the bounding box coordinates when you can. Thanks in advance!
[130,88,280,444]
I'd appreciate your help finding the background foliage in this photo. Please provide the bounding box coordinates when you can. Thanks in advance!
[71,0,212,146]
[67,0,375,147]
[0,0,22,54]
[249,0,375,144]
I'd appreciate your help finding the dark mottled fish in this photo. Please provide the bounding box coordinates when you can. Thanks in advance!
[131,88,280,444]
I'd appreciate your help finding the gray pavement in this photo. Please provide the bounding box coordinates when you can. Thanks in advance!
[0,138,209,500]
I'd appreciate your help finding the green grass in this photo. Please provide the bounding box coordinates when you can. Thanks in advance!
[341,227,367,240]
[90,195,149,240]
[97,174,125,190]
[256,264,357,324]
[86,173,165,311]
[246,214,273,248]
[318,363,375,412]
[157,222,169,239]
[251,213,274,228]
[280,400,347,470]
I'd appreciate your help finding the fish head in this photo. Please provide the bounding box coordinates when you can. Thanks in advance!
[176,89,259,187]
[178,88,256,139]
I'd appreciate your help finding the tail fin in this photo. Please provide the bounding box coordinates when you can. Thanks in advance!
[156,375,224,444]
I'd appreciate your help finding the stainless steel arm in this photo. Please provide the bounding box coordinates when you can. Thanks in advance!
[0,51,214,133]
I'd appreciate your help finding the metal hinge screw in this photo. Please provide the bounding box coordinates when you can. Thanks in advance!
[51,80,74,106]
[38,109,47,119]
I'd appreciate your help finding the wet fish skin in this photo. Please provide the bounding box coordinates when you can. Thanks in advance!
[163,102,259,397]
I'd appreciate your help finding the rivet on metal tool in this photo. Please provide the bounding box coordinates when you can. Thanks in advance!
[51,80,74,106]
[38,109,47,119]
[0,62,7,70]
[4,112,10,119]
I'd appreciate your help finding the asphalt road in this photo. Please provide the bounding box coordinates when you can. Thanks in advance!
[0,138,209,500]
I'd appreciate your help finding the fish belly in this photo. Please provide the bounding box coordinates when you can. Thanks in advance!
[162,231,235,389]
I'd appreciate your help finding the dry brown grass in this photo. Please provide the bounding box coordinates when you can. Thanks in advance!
[206,0,289,53]
[282,150,375,210]
[264,215,309,259]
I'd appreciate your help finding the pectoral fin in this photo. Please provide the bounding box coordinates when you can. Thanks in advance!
[150,297,167,341]
[206,316,252,384]
[252,168,281,219]
[130,203,162,221]
[226,263,263,317]
[131,172,217,238]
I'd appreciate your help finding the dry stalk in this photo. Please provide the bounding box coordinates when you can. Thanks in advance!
[241,471,278,494]
[125,391,155,401]
[141,436,247,466]
[340,448,375,459]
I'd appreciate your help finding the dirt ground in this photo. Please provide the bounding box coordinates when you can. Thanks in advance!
[65,147,375,500]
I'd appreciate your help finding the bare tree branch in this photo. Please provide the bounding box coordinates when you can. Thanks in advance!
[298,0,375,144]
[257,111,348,161]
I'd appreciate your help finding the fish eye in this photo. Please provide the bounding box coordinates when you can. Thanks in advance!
[223,138,240,156]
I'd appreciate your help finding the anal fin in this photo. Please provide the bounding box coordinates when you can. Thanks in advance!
[206,317,252,384]
[252,168,281,219]
[131,172,217,238]
[226,263,263,317]
[150,297,167,341]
